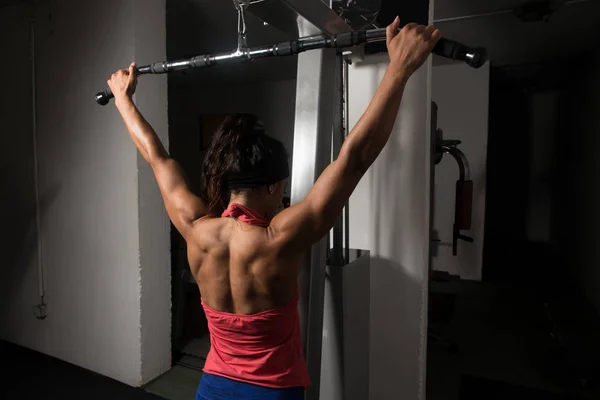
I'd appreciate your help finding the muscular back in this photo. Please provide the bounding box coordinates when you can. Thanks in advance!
[187,216,302,315]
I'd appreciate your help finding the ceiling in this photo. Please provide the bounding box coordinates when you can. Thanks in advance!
[433,0,521,20]
[3,0,596,83]
[167,0,600,86]
[430,0,600,67]
[0,0,23,7]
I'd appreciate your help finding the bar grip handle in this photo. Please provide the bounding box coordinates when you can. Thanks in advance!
[335,31,368,48]
[95,87,113,106]
[273,41,299,56]
[433,39,487,69]
[365,28,487,68]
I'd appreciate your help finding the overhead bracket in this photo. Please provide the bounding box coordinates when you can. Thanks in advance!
[232,0,251,56]
[247,0,353,36]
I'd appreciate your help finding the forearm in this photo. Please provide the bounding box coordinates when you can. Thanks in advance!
[341,65,409,172]
[115,97,168,164]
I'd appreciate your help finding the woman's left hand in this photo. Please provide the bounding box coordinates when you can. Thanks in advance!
[107,62,137,101]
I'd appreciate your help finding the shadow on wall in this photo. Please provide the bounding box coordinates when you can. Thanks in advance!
[369,256,424,396]
[346,51,431,398]
[0,169,61,312]
[369,151,425,394]
[364,58,428,398]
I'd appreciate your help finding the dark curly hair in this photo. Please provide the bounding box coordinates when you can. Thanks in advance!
[201,114,289,216]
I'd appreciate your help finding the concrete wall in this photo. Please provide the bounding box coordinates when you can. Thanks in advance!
[347,53,432,400]
[134,0,172,383]
[0,0,170,386]
[0,1,39,355]
[430,62,490,280]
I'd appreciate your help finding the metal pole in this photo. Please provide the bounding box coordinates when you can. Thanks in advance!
[30,10,46,309]
[327,53,346,399]
[441,146,470,181]
[29,6,47,320]
[232,0,249,54]
[291,20,337,400]
[342,56,350,265]
[331,55,344,268]
[95,29,385,105]
[96,29,486,105]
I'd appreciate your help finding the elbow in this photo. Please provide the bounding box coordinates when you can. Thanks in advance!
[145,137,169,166]
[342,141,371,176]
[149,153,171,169]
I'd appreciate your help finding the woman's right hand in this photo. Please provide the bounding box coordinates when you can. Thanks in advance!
[386,16,441,78]
[107,62,138,103]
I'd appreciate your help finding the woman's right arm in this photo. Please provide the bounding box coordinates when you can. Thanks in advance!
[109,64,208,240]
[269,17,441,252]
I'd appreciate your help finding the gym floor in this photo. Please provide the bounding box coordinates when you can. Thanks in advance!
[427,280,600,400]
[0,340,165,400]
[0,340,208,400]
[144,364,203,400]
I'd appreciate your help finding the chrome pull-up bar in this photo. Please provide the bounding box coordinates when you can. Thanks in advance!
[95,28,487,105]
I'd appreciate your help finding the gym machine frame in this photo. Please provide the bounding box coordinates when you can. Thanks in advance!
[432,102,474,256]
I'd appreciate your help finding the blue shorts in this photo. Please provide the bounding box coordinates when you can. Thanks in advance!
[196,373,304,400]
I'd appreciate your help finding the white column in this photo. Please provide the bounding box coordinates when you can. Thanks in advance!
[348,53,433,399]
[291,27,337,399]
[0,0,169,387]
[133,0,171,384]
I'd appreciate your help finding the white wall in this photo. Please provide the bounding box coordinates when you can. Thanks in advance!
[0,0,170,386]
[347,53,432,400]
[430,62,490,280]
[134,0,172,383]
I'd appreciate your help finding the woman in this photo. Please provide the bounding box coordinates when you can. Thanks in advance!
[109,17,440,400]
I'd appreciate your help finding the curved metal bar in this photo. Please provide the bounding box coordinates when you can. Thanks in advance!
[441,145,470,181]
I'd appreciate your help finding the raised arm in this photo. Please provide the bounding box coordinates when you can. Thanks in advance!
[108,64,208,239]
[270,17,441,251]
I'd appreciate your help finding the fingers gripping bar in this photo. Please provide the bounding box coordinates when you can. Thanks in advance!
[94,57,211,105]
[96,29,487,105]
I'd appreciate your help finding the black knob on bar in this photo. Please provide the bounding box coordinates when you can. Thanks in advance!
[433,38,487,69]
[95,65,151,106]
[364,28,488,68]
[95,87,114,106]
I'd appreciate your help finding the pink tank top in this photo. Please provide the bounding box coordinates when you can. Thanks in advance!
[201,204,311,389]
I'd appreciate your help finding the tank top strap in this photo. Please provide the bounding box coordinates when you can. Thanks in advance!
[222,203,270,227]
